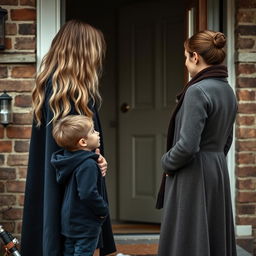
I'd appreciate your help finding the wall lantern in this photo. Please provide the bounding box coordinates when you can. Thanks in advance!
[0,91,13,126]
[0,7,7,50]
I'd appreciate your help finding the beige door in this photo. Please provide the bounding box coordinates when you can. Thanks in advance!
[118,1,185,222]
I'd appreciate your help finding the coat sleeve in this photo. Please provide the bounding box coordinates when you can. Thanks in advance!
[76,160,109,217]
[162,85,209,173]
[224,127,233,156]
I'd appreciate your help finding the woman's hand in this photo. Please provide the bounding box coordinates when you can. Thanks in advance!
[95,148,107,177]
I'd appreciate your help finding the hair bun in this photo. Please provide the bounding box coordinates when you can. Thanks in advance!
[213,32,226,49]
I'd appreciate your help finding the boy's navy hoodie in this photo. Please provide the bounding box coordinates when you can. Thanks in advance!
[51,149,108,238]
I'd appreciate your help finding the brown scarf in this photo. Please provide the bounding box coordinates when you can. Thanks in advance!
[155,65,228,209]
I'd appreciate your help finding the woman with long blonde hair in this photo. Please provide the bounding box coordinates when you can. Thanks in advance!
[21,20,116,256]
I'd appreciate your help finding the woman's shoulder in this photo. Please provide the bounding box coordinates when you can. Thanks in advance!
[186,82,210,101]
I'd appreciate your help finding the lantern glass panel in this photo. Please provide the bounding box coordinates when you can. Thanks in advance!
[0,99,12,125]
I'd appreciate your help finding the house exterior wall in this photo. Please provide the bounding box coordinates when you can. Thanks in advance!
[0,0,35,247]
[235,0,256,254]
[0,0,255,254]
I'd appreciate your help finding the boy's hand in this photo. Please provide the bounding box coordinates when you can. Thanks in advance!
[96,148,107,177]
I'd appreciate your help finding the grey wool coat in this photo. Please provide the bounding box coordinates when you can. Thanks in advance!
[158,78,237,256]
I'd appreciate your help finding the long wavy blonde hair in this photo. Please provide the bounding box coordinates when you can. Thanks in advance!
[32,20,106,126]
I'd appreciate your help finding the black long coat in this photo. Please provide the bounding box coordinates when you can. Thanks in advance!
[21,80,116,256]
[158,78,237,256]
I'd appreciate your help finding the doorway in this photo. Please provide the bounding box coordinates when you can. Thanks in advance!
[65,0,196,223]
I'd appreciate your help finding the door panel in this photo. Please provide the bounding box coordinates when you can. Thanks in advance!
[118,2,185,223]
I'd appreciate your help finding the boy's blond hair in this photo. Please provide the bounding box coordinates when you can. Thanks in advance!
[52,115,93,151]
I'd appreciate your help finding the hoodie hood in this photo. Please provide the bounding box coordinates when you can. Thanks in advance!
[51,149,99,184]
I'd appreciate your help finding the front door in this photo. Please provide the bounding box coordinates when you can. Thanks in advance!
[118,1,185,223]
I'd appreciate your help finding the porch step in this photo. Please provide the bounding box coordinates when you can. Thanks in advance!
[109,234,253,256]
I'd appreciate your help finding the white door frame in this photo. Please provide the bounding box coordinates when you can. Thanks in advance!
[226,0,236,214]
[36,0,61,65]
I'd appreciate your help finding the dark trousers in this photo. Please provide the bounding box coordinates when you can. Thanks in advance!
[63,236,99,256]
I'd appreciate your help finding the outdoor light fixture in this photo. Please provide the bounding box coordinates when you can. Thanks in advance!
[0,91,13,126]
[0,7,7,50]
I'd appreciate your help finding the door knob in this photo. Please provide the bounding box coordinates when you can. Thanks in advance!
[121,103,130,113]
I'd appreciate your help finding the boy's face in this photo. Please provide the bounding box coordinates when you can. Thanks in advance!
[85,126,100,150]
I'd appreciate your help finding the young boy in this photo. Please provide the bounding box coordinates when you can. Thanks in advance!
[51,115,108,256]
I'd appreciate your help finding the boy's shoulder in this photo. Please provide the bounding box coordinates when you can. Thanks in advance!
[78,153,99,169]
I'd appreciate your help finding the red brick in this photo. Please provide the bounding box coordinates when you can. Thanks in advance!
[3,208,23,220]
[237,204,256,215]
[5,23,17,35]
[238,103,256,114]
[237,128,256,139]
[18,167,27,179]
[237,25,256,35]
[237,192,256,202]
[236,115,255,125]
[0,0,18,4]
[19,23,36,35]
[237,140,256,151]
[237,179,255,189]
[0,195,16,207]
[236,216,256,226]
[5,37,12,50]
[237,90,256,101]
[13,112,33,125]
[0,222,15,233]
[20,0,36,6]
[0,126,4,138]
[15,140,29,152]
[16,221,22,233]
[14,94,32,108]
[237,10,256,23]
[0,167,16,179]
[237,153,255,164]
[237,166,256,177]
[0,66,8,78]
[0,140,12,152]
[0,80,34,92]
[237,77,256,88]
[237,38,255,49]
[11,65,36,78]
[0,181,4,192]
[7,126,31,139]
[0,154,5,165]
[237,64,256,75]
[237,0,256,8]
[7,154,28,166]
[18,195,24,206]
[15,37,35,50]
[11,9,36,21]
[6,181,25,193]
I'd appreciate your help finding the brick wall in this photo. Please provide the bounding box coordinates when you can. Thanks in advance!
[0,0,35,250]
[235,0,256,254]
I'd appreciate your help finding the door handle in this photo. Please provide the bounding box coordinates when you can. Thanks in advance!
[120,103,130,113]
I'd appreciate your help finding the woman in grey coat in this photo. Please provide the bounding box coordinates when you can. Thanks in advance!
[156,30,237,256]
